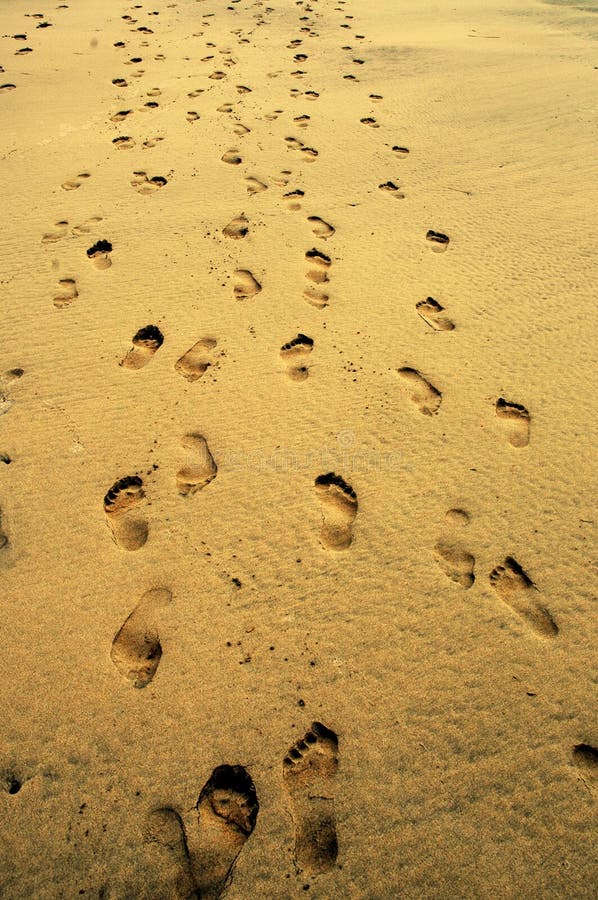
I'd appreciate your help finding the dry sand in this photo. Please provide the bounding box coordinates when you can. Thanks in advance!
[1,0,597,896]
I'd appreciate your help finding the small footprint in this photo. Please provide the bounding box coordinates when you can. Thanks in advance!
[245,176,268,194]
[426,230,450,252]
[144,809,198,898]
[41,220,69,243]
[130,171,168,195]
[187,88,204,98]
[305,248,331,284]
[416,298,454,331]
[315,473,357,550]
[283,721,339,874]
[379,181,405,199]
[72,215,102,236]
[223,213,249,239]
[53,277,78,309]
[434,542,475,589]
[193,766,259,900]
[397,367,442,416]
[307,216,334,239]
[186,111,200,123]
[392,146,409,157]
[284,188,304,211]
[103,475,148,551]
[489,557,558,638]
[110,588,172,688]
[110,109,132,122]
[112,77,128,87]
[233,269,261,300]
[360,116,378,128]
[87,239,113,269]
[0,506,9,550]
[496,398,530,448]
[280,333,313,381]
[112,135,136,149]
[304,285,329,309]
[233,123,251,137]
[176,434,217,497]
[61,172,90,191]
[120,325,164,370]
[175,338,218,382]
[221,149,242,165]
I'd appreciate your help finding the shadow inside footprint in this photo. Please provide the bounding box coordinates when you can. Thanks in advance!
[397,367,442,416]
[120,325,164,370]
[489,557,558,638]
[192,765,259,900]
[111,588,172,687]
[87,239,113,269]
[103,475,148,550]
[496,398,530,448]
[315,472,357,550]
[175,338,218,382]
[283,721,339,874]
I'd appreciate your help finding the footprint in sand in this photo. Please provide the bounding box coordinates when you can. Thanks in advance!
[87,239,113,269]
[495,398,530,448]
[175,338,218,382]
[112,77,128,87]
[72,215,102,236]
[186,111,200,123]
[397,367,442,416]
[572,744,598,777]
[0,84,17,93]
[280,333,314,381]
[360,117,378,128]
[223,213,249,239]
[294,114,310,129]
[307,216,335,239]
[283,721,339,874]
[392,146,410,157]
[142,136,165,150]
[193,765,259,900]
[61,172,91,191]
[222,149,242,165]
[416,297,455,331]
[305,248,331,285]
[0,368,24,418]
[120,325,164,370]
[176,434,217,497]
[426,230,450,252]
[144,808,198,898]
[315,473,357,550]
[434,507,474,588]
[285,189,305,211]
[233,269,261,300]
[110,109,132,122]
[53,278,78,309]
[379,181,405,199]
[187,88,204,98]
[131,172,168,195]
[103,475,148,551]
[233,123,251,137]
[489,557,558,639]
[41,220,69,243]
[111,588,172,688]
[0,506,9,550]
[112,135,136,149]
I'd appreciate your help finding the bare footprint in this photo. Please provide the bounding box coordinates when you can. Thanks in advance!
[489,557,558,638]
[307,216,335,239]
[175,338,218,382]
[233,269,261,300]
[397,367,442,416]
[426,230,450,252]
[72,215,102,236]
[245,176,268,194]
[192,766,259,900]
[434,542,475,589]
[416,298,454,331]
[120,325,164,370]
[496,398,530,448]
[304,285,329,309]
[112,135,136,149]
[280,333,313,381]
[223,213,249,239]
[360,116,378,128]
[221,149,242,165]
[131,171,168,195]
[87,239,112,269]
[305,248,331,284]
[0,506,9,550]
[110,109,132,122]
[41,220,69,243]
[283,721,339,874]
[61,172,90,191]
[52,277,78,309]
[103,475,148,551]
[110,588,172,688]
[315,473,357,550]
[379,180,405,199]
[176,434,217,496]
[144,808,199,899]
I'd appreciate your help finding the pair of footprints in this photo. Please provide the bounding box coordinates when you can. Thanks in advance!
[143,724,338,899]
[398,369,531,447]
[104,435,217,551]
[120,329,220,379]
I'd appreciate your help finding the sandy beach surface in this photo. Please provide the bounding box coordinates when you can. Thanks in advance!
[1,0,597,896]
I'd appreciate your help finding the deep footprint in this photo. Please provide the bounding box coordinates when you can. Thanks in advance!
[489,557,558,638]
[398,368,442,416]
[307,216,335,239]
[176,434,218,496]
[110,588,172,688]
[103,475,148,551]
[283,721,339,874]
[426,230,450,252]
[53,278,78,309]
[120,325,164,370]
[192,765,259,900]
[87,239,113,269]
[315,473,357,550]
[496,398,530,448]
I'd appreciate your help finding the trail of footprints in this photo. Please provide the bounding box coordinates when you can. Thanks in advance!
[19,0,573,893]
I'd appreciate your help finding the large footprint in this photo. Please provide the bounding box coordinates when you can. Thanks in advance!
[192,765,259,900]
[175,338,218,382]
[315,472,358,550]
[144,808,199,899]
[120,325,164,370]
[489,557,558,638]
[176,434,218,496]
[283,721,339,874]
[111,588,172,688]
[103,475,148,550]
[397,367,442,416]
[495,398,530,448]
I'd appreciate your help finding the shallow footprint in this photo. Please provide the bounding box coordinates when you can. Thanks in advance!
[245,176,268,194]
[120,325,164,370]
[434,542,475,589]
[496,398,530,448]
[110,588,172,688]
[397,367,442,416]
[0,506,9,550]
[280,333,313,381]
[53,278,78,309]
[379,181,405,199]
[307,216,334,239]
[41,220,69,243]
[61,172,90,191]
[221,149,242,165]
[144,808,199,899]
[223,213,249,239]
[283,721,339,874]
[416,298,454,331]
[176,434,217,496]
[315,472,357,550]
[131,171,168,195]
[489,557,558,638]
[192,765,259,900]
[175,338,218,382]
[233,269,261,300]
[103,475,148,551]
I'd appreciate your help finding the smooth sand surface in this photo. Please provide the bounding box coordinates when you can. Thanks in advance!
[1,0,597,896]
